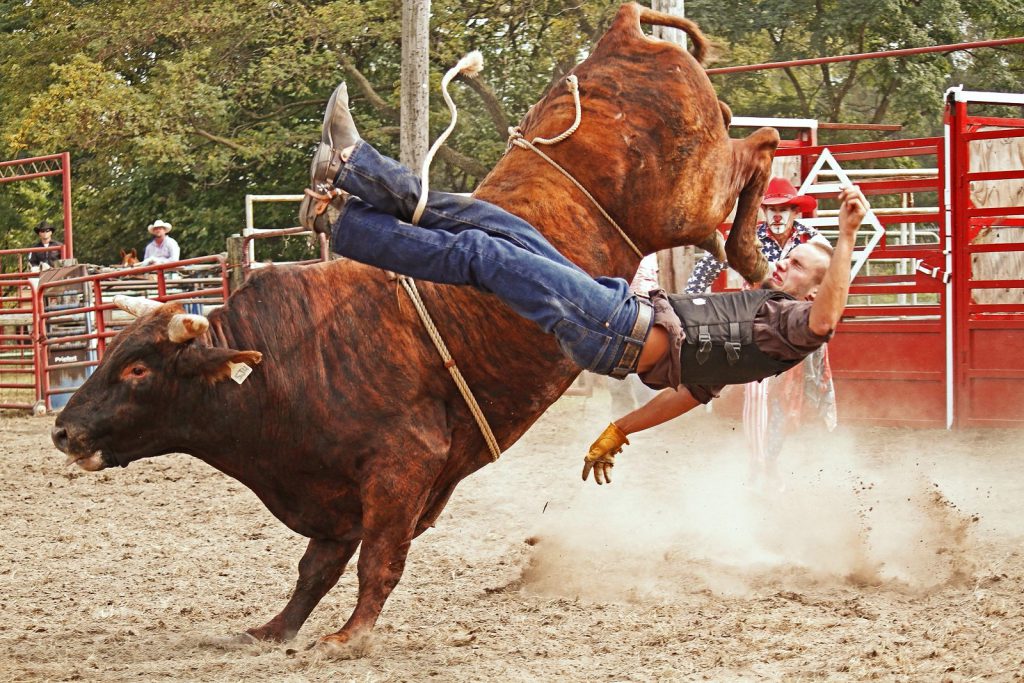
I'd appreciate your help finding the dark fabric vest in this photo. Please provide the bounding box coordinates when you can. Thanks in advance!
[667,289,800,385]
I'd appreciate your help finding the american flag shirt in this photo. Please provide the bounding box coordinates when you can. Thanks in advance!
[684,221,823,294]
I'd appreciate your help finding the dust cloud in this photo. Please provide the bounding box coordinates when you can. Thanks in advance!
[520,420,981,603]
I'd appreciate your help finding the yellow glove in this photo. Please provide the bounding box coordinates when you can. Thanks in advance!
[582,423,629,485]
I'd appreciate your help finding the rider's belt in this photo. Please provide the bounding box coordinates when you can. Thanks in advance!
[610,296,653,379]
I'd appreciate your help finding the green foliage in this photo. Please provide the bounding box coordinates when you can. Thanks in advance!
[1,0,1021,264]
[689,0,1024,138]
[1,0,622,263]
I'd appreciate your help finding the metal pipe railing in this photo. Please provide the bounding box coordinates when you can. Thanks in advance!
[34,256,229,410]
[707,36,1024,75]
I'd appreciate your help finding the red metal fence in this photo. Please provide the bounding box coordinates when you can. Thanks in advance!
[779,135,949,427]
[947,89,1024,427]
[0,258,229,412]
[718,90,1024,428]
[0,277,41,411]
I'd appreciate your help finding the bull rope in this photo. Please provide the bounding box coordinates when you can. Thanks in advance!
[403,56,647,462]
[397,277,501,460]
[505,76,645,259]
[404,51,503,462]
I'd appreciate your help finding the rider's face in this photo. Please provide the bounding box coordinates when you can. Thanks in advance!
[763,243,829,300]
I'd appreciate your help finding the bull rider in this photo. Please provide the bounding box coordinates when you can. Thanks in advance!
[298,81,869,487]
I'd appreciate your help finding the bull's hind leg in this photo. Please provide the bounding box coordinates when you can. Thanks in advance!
[318,489,424,651]
[318,438,449,653]
[245,537,359,642]
[725,126,781,284]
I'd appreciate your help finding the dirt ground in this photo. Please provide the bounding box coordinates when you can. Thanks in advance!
[2,389,1023,682]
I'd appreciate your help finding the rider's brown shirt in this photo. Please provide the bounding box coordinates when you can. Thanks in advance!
[638,289,832,403]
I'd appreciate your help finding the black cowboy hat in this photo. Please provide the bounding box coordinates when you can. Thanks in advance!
[34,220,56,234]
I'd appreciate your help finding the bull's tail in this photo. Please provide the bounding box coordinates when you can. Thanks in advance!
[631,4,711,65]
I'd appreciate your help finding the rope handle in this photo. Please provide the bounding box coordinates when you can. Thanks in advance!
[531,75,581,145]
[506,76,644,259]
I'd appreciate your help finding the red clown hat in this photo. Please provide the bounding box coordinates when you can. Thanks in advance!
[761,177,818,212]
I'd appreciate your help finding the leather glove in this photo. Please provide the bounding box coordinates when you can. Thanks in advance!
[582,422,629,485]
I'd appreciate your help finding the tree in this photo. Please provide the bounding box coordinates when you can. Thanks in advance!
[2,0,1020,265]
[0,0,622,263]
[688,0,1024,138]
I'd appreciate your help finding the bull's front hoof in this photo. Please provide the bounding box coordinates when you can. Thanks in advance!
[244,623,294,643]
[311,632,374,659]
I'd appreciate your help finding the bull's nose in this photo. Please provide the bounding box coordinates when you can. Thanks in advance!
[51,426,69,453]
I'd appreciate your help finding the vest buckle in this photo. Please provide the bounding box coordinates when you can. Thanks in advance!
[725,321,742,364]
[725,341,741,364]
[696,326,712,364]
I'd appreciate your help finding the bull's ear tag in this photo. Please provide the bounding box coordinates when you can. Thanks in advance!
[227,361,253,385]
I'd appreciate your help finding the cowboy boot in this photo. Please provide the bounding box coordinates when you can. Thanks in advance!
[299,82,361,233]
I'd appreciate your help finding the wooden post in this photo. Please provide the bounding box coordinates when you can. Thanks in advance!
[651,0,695,292]
[651,0,686,48]
[226,235,246,294]
[656,248,695,294]
[400,0,430,173]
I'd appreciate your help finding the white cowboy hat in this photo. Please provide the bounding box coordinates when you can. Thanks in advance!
[147,219,173,234]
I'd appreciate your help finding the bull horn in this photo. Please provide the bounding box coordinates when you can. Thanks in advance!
[168,313,210,343]
[113,295,163,318]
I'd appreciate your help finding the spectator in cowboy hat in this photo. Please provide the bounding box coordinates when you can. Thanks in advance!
[141,219,181,265]
[27,220,63,270]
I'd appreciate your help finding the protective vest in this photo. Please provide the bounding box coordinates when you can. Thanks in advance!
[667,289,800,385]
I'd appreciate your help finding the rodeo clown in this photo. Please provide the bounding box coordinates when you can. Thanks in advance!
[684,177,838,491]
[298,81,868,486]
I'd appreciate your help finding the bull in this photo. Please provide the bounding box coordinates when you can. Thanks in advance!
[52,3,779,650]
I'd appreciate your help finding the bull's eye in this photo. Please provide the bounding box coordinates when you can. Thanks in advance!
[120,362,150,382]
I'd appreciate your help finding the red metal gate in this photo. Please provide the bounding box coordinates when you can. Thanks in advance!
[947,89,1024,427]
[767,90,1024,427]
[775,136,948,426]
[0,152,75,262]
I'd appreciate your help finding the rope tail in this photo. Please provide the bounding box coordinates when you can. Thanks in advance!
[411,51,484,225]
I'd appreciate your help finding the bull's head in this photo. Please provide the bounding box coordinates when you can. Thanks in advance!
[52,296,262,471]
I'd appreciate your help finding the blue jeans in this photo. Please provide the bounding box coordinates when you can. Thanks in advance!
[331,141,651,376]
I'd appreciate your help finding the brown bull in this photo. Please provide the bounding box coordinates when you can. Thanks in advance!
[52,3,778,650]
